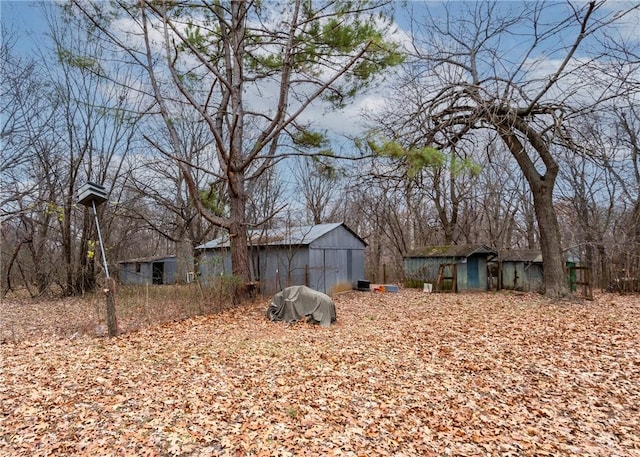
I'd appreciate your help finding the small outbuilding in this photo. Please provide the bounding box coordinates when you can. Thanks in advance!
[118,255,177,285]
[196,222,367,296]
[499,250,585,294]
[499,250,544,292]
[404,244,497,292]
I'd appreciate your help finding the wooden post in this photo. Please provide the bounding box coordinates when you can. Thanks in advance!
[105,277,118,337]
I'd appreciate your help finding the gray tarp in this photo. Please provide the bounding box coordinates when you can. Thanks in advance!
[266,285,337,327]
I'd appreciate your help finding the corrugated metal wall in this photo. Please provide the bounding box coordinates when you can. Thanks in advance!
[196,225,366,296]
[502,262,544,291]
[404,257,458,283]
[403,255,489,292]
[119,258,177,285]
[308,224,366,294]
[161,260,177,284]
[197,250,232,282]
[257,246,310,295]
[119,263,152,285]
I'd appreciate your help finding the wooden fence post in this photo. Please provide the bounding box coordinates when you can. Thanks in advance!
[105,277,118,337]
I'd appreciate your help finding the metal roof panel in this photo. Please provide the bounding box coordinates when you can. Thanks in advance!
[405,244,497,258]
[196,222,359,250]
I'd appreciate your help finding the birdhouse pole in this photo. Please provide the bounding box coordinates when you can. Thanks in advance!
[78,182,118,337]
[91,199,110,279]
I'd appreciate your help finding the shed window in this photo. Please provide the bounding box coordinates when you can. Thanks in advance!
[135,263,141,273]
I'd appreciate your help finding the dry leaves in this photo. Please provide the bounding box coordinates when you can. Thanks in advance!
[1,290,639,456]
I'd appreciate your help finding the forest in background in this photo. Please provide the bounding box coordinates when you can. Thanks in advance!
[1,1,639,299]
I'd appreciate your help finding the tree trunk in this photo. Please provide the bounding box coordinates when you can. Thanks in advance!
[63,199,74,296]
[531,184,568,297]
[228,166,250,302]
[175,236,194,284]
[229,213,249,282]
[2,239,28,297]
[496,126,569,298]
[27,235,49,297]
[597,242,609,289]
[76,210,97,294]
[229,219,249,302]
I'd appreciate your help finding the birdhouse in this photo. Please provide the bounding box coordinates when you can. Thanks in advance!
[78,181,108,207]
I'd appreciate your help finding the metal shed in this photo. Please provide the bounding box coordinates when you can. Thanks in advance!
[404,244,497,292]
[500,250,544,292]
[499,251,583,293]
[196,222,367,295]
[118,255,177,285]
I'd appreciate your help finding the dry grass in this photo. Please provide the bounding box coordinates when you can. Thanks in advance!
[1,282,241,342]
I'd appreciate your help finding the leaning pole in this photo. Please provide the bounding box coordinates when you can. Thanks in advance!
[78,182,118,337]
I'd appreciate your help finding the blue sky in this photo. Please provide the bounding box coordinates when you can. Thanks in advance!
[5,1,638,55]
[3,0,638,134]
[1,1,50,53]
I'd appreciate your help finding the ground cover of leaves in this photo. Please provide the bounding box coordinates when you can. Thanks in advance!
[1,290,639,456]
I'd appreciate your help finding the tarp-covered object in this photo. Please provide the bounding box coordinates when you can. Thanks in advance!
[266,286,337,327]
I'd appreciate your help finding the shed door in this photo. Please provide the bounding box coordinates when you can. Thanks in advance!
[467,256,479,289]
[323,250,337,294]
[152,262,164,285]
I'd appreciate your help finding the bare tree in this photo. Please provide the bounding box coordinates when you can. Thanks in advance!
[612,105,640,281]
[556,114,616,289]
[1,6,142,296]
[45,7,142,294]
[69,0,404,295]
[292,156,343,225]
[378,1,638,297]
[474,137,537,252]
[122,109,219,283]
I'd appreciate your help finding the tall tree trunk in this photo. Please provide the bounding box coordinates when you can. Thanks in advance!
[229,196,250,303]
[63,195,74,296]
[596,242,608,289]
[175,236,194,284]
[531,183,567,297]
[76,209,97,294]
[2,239,29,297]
[228,167,250,299]
[497,125,569,298]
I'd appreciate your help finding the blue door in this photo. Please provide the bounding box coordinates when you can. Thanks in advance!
[467,256,479,289]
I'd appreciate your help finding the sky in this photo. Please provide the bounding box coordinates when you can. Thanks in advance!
[4,1,639,54]
[2,0,639,143]
[3,0,638,217]
[1,1,49,52]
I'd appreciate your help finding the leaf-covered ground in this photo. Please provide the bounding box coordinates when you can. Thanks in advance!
[1,290,639,456]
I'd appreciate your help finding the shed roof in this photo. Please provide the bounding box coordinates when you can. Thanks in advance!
[501,249,543,263]
[118,255,176,264]
[405,244,497,258]
[197,222,365,250]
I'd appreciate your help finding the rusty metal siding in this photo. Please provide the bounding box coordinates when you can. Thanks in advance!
[404,256,458,283]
